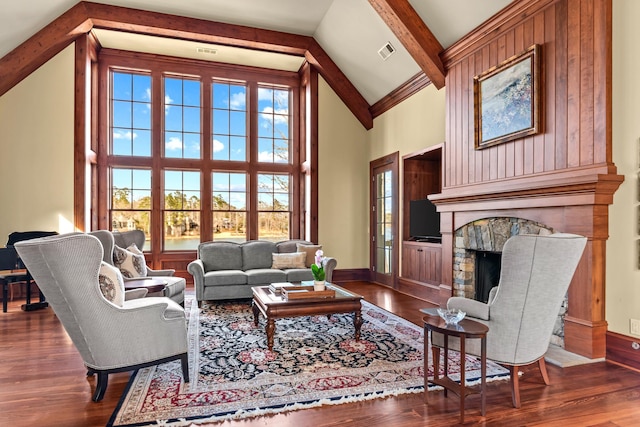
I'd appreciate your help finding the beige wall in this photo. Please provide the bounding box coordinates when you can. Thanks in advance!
[0,45,75,242]
[608,0,640,336]
[317,78,369,268]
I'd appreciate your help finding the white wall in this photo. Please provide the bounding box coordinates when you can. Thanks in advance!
[0,45,75,242]
[608,0,640,336]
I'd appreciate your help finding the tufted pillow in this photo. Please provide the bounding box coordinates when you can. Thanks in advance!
[296,243,322,267]
[113,243,148,278]
[98,261,125,306]
[271,252,306,269]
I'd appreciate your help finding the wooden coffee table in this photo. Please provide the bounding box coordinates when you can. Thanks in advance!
[124,278,167,294]
[251,283,363,351]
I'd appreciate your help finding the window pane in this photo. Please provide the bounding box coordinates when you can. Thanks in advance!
[212,135,229,160]
[113,72,132,100]
[213,212,246,242]
[164,212,200,250]
[258,212,289,242]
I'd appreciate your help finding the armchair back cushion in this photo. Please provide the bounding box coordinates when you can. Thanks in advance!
[113,229,146,250]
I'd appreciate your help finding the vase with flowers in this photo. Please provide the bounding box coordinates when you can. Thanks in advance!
[311,249,326,291]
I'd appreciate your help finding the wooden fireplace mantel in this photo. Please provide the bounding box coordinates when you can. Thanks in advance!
[431,166,623,359]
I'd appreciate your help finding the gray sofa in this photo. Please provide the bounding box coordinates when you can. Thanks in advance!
[187,239,337,306]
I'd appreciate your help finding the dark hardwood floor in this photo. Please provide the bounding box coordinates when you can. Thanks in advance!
[1,281,640,426]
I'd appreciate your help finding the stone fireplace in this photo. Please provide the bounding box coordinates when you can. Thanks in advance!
[452,217,566,347]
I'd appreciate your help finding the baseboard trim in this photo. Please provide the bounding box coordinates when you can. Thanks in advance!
[606,331,640,371]
[332,268,371,282]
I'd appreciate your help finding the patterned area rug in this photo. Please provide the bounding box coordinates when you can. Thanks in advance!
[108,297,509,426]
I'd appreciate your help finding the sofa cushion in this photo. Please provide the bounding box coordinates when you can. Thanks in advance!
[296,243,322,267]
[199,242,242,271]
[113,244,147,278]
[241,241,276,270]
[246,269,286,285]
[98,261,125,306]
[204,270,247,286]
[271,252,306,269]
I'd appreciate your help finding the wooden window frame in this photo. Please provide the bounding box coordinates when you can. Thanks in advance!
[96,49,304,256]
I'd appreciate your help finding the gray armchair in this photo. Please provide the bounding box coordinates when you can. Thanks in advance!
[89,230,186,305]
[430,233,587,408]
[15,233,189,402]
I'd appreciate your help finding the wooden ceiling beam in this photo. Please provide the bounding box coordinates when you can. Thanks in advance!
[0,2,92,97]
[0,1,373,129]
[368,0,445,89]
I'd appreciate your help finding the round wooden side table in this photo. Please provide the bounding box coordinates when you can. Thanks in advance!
[423,311,489,424]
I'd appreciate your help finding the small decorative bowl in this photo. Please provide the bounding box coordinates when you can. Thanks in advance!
[437,308,466,325]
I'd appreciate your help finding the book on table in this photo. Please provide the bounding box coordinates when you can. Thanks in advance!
[268,282,295,295]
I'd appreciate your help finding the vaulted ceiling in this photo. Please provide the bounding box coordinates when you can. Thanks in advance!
[0,0,513,128]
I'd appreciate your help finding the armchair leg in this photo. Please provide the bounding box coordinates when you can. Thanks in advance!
[93,372,109,402]
[180,353,190,383]
[538,358,550,385]
[509,365,521,408]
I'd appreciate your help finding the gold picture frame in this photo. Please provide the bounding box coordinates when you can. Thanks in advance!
[474,44,541,149]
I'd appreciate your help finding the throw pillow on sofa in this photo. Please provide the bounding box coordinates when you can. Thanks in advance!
[98,261,125,306]
[113,243,147,278]
[296,243,322,267]
[271,252,306,269]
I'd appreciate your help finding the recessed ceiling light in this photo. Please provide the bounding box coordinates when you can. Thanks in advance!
[378,42,395,61]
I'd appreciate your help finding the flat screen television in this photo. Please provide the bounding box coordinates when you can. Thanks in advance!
[409,199,441,241]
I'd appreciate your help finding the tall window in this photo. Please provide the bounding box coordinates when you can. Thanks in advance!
[101,50,300,253]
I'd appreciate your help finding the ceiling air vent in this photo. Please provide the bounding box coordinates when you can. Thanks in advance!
[377,42,396,61]
[196,47,217,55]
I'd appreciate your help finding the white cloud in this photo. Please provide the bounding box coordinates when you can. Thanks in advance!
[261,106,289,126]
[165,94,174,113]
[113,130,137,140]
[166,136,183,151]
[229,92,246,109]
[213,138,225,152]
[258,150,272,162]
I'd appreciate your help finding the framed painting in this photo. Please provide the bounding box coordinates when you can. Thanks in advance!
[474,44,541,149]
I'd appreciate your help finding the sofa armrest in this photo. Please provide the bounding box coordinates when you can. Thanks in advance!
[447,296,490,320]
[147,267,175,277]
[187,259,205,300]
[324,257,337,282]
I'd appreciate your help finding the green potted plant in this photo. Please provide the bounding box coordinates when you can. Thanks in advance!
[311,249,326,290]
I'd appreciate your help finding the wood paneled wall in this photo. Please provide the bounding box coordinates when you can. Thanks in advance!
[442,0,611,189]
[431,0,622,359]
